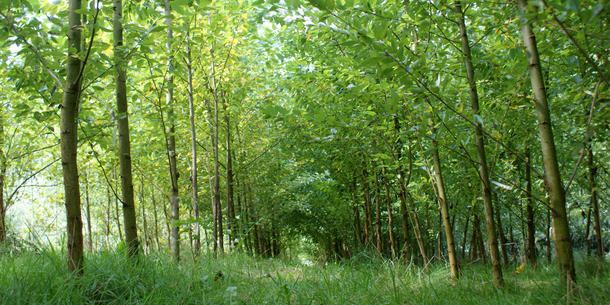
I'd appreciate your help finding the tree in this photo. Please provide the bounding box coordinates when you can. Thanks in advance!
[517,0,576,288]
[60,0,85,273]
[454,1,502,286]
[113,0,139,257]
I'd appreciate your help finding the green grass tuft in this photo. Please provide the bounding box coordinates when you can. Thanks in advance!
[0,249,608,304]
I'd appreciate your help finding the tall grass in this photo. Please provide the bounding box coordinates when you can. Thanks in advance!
[0,247,608,304]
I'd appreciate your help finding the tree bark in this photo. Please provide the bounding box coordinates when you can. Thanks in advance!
[525,149,537,268]
[455,1,501,286]
[224,97,236,252]
[185,23,200,257]
[350,176,363,246]
[517,0,576,287]
[588,140,603,260]
[382,167,396,259]
[374,170,382,255]
[151,190,160,251]
[361,167,373,247]
[114,0,139,257]
[429,122,460,279]
[164,0,180,261]
[0,106,6,243]
[84,175,93,251]
[394,117,412,263]
[61,0,84,273]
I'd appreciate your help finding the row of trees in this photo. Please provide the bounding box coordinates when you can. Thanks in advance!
[0,0,607,292]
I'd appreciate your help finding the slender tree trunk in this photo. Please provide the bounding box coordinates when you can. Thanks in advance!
[209,45,223,255]
[350,177,363,246]
[113,175,123,242]
[588,141,603,260]
[164,0,180,261]
[374,171,382,255]
[518,0,576,287]
[394,117,412,263]
[114,0,138,257]
[429,122,460,279]
[139,178,149,255]
[455,1,501,286]
[60,0,84,273]
[0,104,5,242]
[185,23,200,257]
[151,190,160,251]
[361,167,373,247]
[105,188,111,248]
[585,207,592,256]
[461,210,470,259]
[382,168,396,260]
[546,206,551,264]
[494,204,510,266]
[525,149,537,268]
[224,98,235,252]
[406,191,428,272]
[85,175,93,252]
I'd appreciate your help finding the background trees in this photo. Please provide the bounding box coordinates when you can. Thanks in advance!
[0,0,607,290]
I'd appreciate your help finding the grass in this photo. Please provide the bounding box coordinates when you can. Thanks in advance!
[0,247,608,305]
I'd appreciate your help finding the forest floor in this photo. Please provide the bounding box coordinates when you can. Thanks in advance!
[0,247,608,305]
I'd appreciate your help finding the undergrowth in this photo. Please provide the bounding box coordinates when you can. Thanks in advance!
[0,248,608,304]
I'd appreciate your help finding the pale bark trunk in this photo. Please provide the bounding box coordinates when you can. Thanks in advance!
[224,98,235,252]
[0,106,6,242]
[61,0,84,273]
[85,176,93,251]
[114,0,138,257]
[429,123,460,279]
[185,25,200,257]
[151,190,160,251]
[406,191,429,272]
[518,0,576,287]
[455,1,501,285]
[164,0,180,261]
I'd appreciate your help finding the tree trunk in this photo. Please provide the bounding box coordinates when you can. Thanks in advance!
[224,97,235,252]
[185,23,200,257]
[85,175,93,252]
[461,210,470,259]
[164,0,180,262]
[210,50,223,256]
[494,204,510,266]
[517,0,576,287]
[105,187,111,249]
[382,167,396,260]
[525,148,537,268]
[151,190,160,251]
[374,171,382,255]
[406,191,428,272]
[61,0,84,273]
[455,1,501,286]
[114,0,138,257]
[361,167,373,247]
[1,106,6,243]
[588,140,603,260]
[584,206,592,256]
[113,175,123,242]
[394,117,412,263]
[429,122,460,279]
[350,176,363,246]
